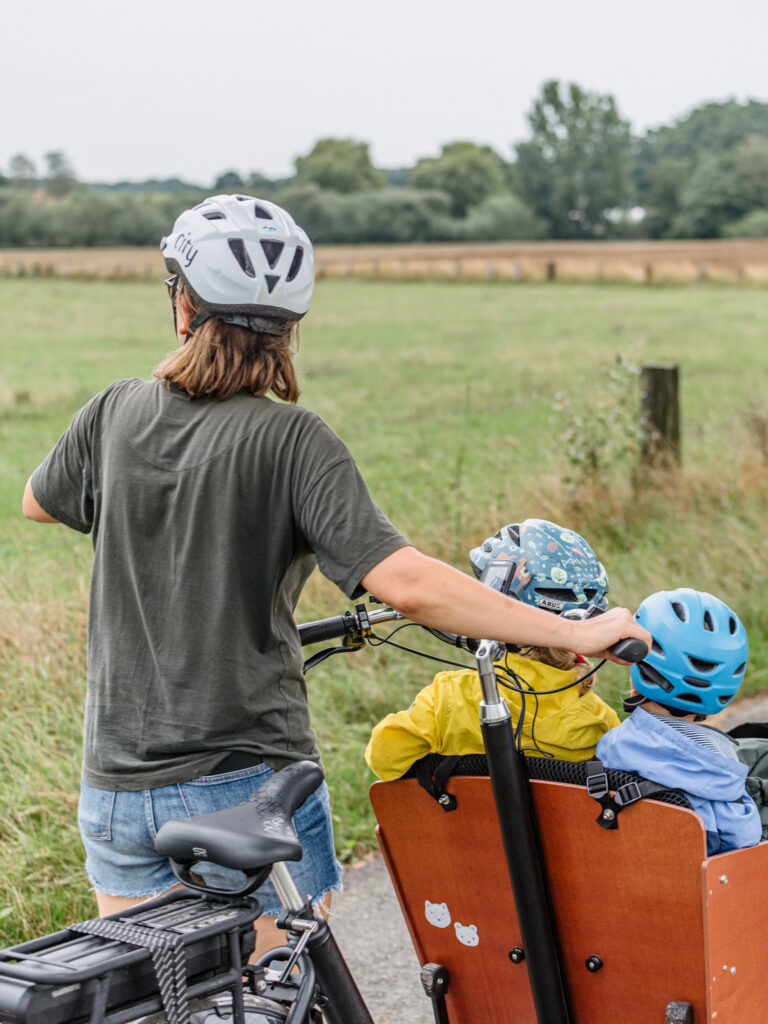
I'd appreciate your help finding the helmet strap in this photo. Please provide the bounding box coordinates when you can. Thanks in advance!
[187,310,292,338]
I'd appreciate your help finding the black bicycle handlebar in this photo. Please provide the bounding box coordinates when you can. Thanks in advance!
[608,637,649,663]
[298,606,404,647]
[298,614,357,646]
[297,606,649,664]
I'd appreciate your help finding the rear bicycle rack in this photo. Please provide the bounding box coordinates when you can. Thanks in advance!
[0,889,261,1024]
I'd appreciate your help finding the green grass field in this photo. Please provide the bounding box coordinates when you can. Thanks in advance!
[1,276,767,942]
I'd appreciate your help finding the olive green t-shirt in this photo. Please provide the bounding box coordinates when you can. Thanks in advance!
[31,380,408,790]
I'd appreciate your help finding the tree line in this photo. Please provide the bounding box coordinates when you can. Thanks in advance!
[2,81,768,247]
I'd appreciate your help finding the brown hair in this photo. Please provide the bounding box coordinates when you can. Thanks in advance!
[154,282,301,402]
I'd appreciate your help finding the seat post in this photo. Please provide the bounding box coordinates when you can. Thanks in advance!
[476,641,572,1024]
[270,862,306,913]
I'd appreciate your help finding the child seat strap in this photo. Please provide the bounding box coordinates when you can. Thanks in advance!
[415,755,461,811]
[72,917,190,1024]
[585,758,675,830]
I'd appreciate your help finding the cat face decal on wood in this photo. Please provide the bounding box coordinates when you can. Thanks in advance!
[454,922,479,946]
[424,900,451,928]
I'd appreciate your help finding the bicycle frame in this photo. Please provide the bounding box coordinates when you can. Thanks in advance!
[263,862,374,1024]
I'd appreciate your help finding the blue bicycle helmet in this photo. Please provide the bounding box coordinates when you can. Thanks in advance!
[468,518,609,615]
[631,589,748,715]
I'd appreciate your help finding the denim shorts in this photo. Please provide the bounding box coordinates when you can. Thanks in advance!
[78,763,343,916]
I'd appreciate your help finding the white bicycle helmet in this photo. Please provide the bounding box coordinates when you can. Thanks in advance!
[161,194,314,335]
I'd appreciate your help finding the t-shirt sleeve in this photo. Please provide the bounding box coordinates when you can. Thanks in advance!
[29,400,98,534]
[293,418,409,598]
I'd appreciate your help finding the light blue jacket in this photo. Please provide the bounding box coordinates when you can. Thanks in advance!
[596,707,762,855]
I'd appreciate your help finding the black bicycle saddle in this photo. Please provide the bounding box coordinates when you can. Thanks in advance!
[155,760,324,872]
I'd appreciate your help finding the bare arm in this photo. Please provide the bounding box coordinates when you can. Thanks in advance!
[361,546,650,664]
[22,479,59,524]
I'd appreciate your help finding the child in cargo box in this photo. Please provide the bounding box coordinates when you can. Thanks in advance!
[596,588,761,855]
[366,519,621,780]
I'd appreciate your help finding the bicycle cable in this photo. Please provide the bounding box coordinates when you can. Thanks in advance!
[366,622,474,672]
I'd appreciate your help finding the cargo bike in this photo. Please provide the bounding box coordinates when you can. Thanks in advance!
[0,601,762,1023]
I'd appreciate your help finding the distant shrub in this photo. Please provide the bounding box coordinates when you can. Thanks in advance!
[0,190,205,247]
[273,184,362,244]
[461,193,547,241]
[723,209,768,238]
[356,189,453,243]
[275,185,456,244]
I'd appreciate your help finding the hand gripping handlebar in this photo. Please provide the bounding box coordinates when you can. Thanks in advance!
[608,637,649,663]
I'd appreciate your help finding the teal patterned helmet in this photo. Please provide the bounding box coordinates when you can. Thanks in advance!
[469,518,609,615]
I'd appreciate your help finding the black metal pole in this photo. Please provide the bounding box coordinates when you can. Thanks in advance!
[476,640,571,1024]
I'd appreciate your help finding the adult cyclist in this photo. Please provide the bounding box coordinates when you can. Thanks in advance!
[22,195,650,955]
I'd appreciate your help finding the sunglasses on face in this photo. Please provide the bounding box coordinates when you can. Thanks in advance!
[165,275,178,300]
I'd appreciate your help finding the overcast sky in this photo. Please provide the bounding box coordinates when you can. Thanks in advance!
[3,0,767,186]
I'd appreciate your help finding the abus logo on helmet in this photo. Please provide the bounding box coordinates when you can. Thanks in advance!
[174,232,199,268]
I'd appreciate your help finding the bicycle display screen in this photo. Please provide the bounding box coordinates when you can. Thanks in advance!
[479,559,516,595]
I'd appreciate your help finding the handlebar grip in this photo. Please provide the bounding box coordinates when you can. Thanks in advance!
[298,616,351,646]
[609,638,649,663]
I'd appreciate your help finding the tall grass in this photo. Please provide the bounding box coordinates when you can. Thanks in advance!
[1,278,767,942]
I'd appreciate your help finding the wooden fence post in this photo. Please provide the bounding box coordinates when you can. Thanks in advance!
[640,363,680,468]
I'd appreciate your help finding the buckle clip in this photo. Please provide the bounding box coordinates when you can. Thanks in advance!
[615,781,643,807]
[586,771,609,800]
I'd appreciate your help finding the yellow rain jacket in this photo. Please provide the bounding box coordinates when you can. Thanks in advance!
[365,652,621,781]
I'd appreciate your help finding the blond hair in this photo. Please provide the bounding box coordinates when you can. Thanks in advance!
[522,646,596,695]
[154,283,301,402]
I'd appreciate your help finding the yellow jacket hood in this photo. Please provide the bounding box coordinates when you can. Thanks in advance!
[365,652,620,781]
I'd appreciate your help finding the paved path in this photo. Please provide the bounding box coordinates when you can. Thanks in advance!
[330,856,433,1024]
[719,692,768,729]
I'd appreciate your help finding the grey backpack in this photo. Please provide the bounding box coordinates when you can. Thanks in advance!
[729,723,768,841]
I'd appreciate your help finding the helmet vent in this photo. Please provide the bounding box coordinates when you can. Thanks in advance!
[651,639,664,655]
[703,610,714,632]
[584,588,597,600]
[671,601,688,623]
[637,662,674,693]
[228,238,256,278]
[688,656,718,673]
[677,693,704,705]
[286,246,304,282]
[202,211,226,221]
[728,616,738,635]
[735,662,746,676]
[536,587,578,603]
[683,676,710,689]
[507,525,521,546]
[264,274,280,294]
[718,695,732,705]
[253,204,273,219]
[260,240,284,268]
